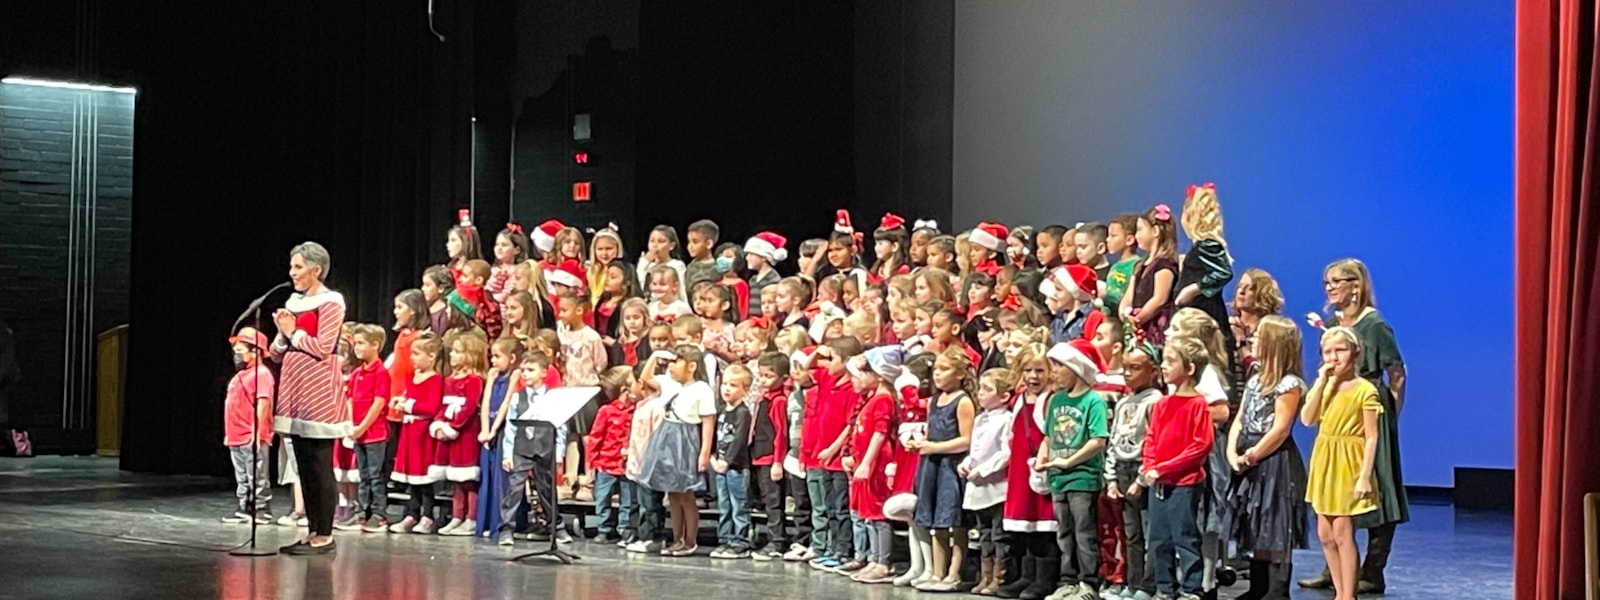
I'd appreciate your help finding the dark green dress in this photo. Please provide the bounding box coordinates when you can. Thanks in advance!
[1348,309,1410,528]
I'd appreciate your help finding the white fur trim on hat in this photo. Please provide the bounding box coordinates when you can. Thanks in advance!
[1047,342,1100,388]
[545,266,582,289]
[744,234,788,264]
[970,226,1005,253]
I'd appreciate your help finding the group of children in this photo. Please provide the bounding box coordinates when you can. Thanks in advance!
[223,187,1404,600]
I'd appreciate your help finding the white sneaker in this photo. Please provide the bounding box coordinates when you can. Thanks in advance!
[277,513,304,527]
[446,519,476,536]
[1100,585,1127,600]
[437,518,463,535]
[388,516,417,533]
[413,517,436,534]
[625,540,649,553]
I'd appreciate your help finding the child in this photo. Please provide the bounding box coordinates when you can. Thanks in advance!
[843,311,880,348]
[332,338,360,528]
[636,345,719,557]
[961,368,1018,595]
[384,290,430,489]
[909,347,977,592]
[500,291,540,343]
[926,235,957,273]
[871,213,911,283]
[744,232,787,317]
[758,286,780,325]
[967,221,1009,276]
[1136,337,1216,600]
[489,224,530,306]
[914,267,958,307]
[1302,327,1382,600]
[554,227,589,282]
[1036,225,1069,270]
[796,238,827,280]
[595,261,642,343]
[695,284,739,363]
[786,348,827,562]
[684,219,721,292]
[221,328,276,524]
[1043,264,1100,345]
[1073,222,1111,287]
[1120,206,1178,346]
[841,346,901,583]
[998,344,1063,599]
[343,325,391,531]
[624,351,679,554]
[929,308,981,367]
[458,259,504,340]
[910,219,939,267]
[497,351,562,545]
[529,218,564,262]
[752,352,798,561]
[587,366,638,544]
[434,334,486,535]
[445,215,484,282]
[1037,339,1109,600]
[587,225,625,301]
[714,243,751,320]
[735,318,776,365]
[1224,316,1309,600]
[1007,226,1038,270]
[1175,183,1237,372]
[709,364,757,559]
[647,265,693,323]
[775,277,812,331]
[1089,318,1132,591]
[637,225,688,301]
[611,298,651,367]
[390,333,446,533]
[806,337,865,571]
[887,352,935,586]
[1103,214,1141,314]
[475,338,521,538]
[422,265,455,336]
[558,293,609,387]
[1104,341,1164,600]
[511,260,559,329]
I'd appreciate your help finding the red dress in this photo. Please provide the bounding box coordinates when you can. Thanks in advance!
[432,374,483,482]
[890,383,927,495]
[332,373,358,482]
[391,373,443,485]
[1002,391,1056,532]
[848,392,894,520]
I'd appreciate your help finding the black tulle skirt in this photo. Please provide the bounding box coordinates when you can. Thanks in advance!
[1220,432,1310,560]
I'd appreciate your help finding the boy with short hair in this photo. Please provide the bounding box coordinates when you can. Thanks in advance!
[1041,339,1110,600]
[222,327,276,524]
[346,324,392,532]
[710,364,756,559]
[459,258,503,339]
[809,336,865,571]
[1103,214,1142,313]
[1074,222,1112,287]
[752,351,800,560]
[1136,338,1214,600]
[587,366,637,544]
[499,351,560,546]
[685,219,721,291]
[1103,342,1164,599]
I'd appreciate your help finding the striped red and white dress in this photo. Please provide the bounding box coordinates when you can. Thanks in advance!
[270,290,352,439]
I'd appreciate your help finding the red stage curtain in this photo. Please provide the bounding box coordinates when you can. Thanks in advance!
[1515,0,1600,597]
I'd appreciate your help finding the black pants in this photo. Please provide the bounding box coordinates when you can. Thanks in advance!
[290,436,337,537]
[382,421,402,486]
[1053,490,1100,588]
[974,504,1010,561]
[822,470,852,559]
[756,465,790,549]
[786,472,813,548]
[407,483,437,521]
[1121,487,1155,593]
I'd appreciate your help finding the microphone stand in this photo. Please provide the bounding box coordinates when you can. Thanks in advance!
[230,282,291,558]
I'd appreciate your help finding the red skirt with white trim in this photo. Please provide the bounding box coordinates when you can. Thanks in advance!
[391,419,439,485]
[332,439,358,483]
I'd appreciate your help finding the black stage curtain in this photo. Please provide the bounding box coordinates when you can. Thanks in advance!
[120,1,502,476]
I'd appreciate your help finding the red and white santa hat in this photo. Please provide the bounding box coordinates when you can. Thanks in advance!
[544,258,584,290]
[743,231,789,263]
[1041,263,1099,302]
[1047,338,1107,387]
[880,213,906,232]
[970,221,1009,253]
[531,219,564,253]
[834,209,854,235]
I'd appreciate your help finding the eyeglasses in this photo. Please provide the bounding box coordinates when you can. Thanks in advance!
[1323,277,1357,288]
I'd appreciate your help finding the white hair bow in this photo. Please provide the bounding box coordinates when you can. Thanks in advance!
[913,219,938,231]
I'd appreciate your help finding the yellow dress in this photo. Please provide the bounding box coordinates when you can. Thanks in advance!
[1305,379,1383,516]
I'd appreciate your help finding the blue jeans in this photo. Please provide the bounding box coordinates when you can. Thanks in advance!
[593,472,634,536]
[851,510,871,561]
[1148,484,1204,596]
[806,469,830,554]
[716,468,752,548]
[635,484,670,542]
[355,442,387,518]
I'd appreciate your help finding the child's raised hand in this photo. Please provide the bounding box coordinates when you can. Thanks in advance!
[1318,362,1335,380]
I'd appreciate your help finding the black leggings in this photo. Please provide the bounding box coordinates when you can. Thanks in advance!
[290,436,337,537]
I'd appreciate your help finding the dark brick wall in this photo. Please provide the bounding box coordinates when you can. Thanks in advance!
[0,82,133,452]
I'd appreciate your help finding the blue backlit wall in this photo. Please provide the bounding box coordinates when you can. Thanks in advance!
[952,2,1512,486]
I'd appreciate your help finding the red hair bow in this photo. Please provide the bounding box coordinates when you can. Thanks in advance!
[653,313,677,324]
[1000,293,1023,312]
[747,315,771,329]
[1153,204,1172,222]
[1185,182,1216,198]
[505,222,523,235]
[881,213,906,231]
[457,209,473,228]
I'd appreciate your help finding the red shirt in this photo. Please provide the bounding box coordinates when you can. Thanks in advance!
[1141,393,1214,487]
[587,400,635,475]
[386,328,420,421]
[348,360,391,444]
[799,383,824,470]
[223,365,275,446]
[815,368,856,472]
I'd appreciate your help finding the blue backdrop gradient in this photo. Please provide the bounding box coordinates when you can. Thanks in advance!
[952,2,1513,487]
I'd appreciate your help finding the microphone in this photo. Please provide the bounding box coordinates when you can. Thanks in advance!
[232,282,293,334]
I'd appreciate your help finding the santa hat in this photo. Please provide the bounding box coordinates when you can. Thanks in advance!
[743,231,789,264]
[1047,339,1107,387]
[834,209,854,235]
[531,219,564,253]
[880,213,906,232]
[849,344,907,381]
[545,259,584,290]
[229,327,269,350]
[1081,310,1107,343]
[789,345,819,368]
[808,301,847,343]
[1041,264,1098,302]
[970,222,1009,253]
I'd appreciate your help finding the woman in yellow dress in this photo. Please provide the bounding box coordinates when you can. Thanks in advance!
[1300,326,1381,600]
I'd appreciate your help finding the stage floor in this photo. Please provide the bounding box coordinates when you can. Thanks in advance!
[0,457,1510,599]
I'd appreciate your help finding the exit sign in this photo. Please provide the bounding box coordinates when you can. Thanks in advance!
[573,181,591,202]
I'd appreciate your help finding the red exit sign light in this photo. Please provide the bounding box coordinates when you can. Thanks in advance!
[573,181,591,202]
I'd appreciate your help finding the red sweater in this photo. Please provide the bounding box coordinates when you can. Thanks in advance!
[1140,393,1214,487]
[751,386,789,467]
[587,400,635,476]
[814,368,857,472]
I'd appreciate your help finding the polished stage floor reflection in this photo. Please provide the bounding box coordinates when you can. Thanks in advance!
[0,457,1510,599]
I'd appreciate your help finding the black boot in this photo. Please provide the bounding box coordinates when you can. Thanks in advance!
[1235,560,1271,600]
[1358,523,1395,593]
[1018,555,1058,600]
[995,548,1034,598]
[1297,565,1333,589]
[1265,561,1292,600]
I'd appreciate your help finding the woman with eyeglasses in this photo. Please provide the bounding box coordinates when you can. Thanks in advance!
[1298,258,1408,594]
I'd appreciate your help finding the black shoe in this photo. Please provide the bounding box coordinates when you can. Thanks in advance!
[1356,579,1386,594]
[282,540,336,556]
